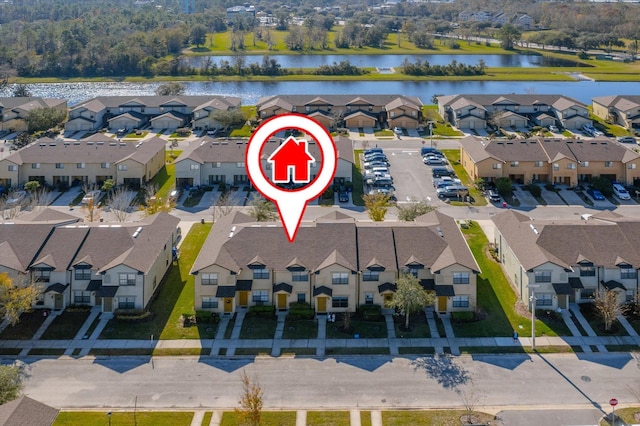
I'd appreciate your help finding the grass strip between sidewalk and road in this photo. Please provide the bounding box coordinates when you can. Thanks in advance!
[54,411,194,426]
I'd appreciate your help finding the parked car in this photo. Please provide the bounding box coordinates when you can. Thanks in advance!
[549,125,559,132]
[487,189,501,202]
[368,187,397,203]
[423,155,447,165]
[169,189,182,202]
[369,178,394,188]
[364,148,383,155]
[363,153,388,162]
[586,188,605,201]
[364,165,390,174]
[393,127,403,135]
[432,167,455,178]
[437,184,469,199]
[612,183,631,200]
[363,171,392,181]
[6,190,28,206]
[81,190,101,205]
[433,176,454,188]
[421,147,443,157]
[616,136,637,144]
[206,128,218,136]
[338,192,349,203]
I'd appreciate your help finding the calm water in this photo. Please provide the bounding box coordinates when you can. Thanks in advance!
[180,54,584,69]
[2,80,639,106]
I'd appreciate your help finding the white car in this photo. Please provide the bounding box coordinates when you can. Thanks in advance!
[549,125,559,132]
[6,190,28,206]
[81,190,101,205]
[393,127,403,135]
[612,183,630,200]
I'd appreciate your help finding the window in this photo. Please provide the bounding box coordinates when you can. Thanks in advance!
[101,163,110,169]
[119,273,137,286]
[553,164,559,171]
[118,297,135,309]
[452,295,469,308]
[534,161,544,168]
[332,296,348,308]
[32,163,40,169]
[74,269,91,280]
[202,297,218,309]
[580,288,595,299]
[297,293,306,303]
[292,271,308,282]
[510,161,519,167]
[118,164,128,171]
[580,266,595,277]
[582,161,589,167]
[252,290,269,303]
[567,163,576,170]
[305,106,310,112]
[626,290,635,303]
[332,272,349,284]
[74,291,91,304]
[189,164,199,171]
[453,272,470,284]
[620,265,637,279]
[408,267,419,277]
[536,293,553,306]
[33,269,50,282]
[605,161,613,168]
[365,292,374,305]
[77,163,85,169]
[253,268,269,279]
[201,273,218,285]
[629,163,637,170]
[534,270,551,283]
[234,175,248,183]
[236,162,245,168]
[362,271,379,281]
[8,165,16,172]
[492,163,502,169]
[55,163,64,169]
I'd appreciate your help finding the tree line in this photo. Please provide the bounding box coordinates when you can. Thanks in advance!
[401,58,486,77]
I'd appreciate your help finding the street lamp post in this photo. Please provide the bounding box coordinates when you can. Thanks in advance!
[428,121,434,148]
[107,411,112,426]
[528,284,540,351]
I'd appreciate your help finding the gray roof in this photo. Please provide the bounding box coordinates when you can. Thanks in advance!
[192,210,479,275]
[256,94,422,110]
[0,223,56,271]
[493,210,640,270]
[593,95,640,112]
[438,94,586,110]
[0,97,66,112]
[3,135,164,166]
[0,396,58,426]
[70,95,240,113]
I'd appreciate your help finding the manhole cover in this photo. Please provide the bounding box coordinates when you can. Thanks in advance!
[581,376,591,382]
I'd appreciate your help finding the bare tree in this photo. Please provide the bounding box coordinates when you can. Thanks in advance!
[29,187,53,210]
[213,190,233,223]
[82,197,101,222]
[108,187,133,222]
[456,386,483,424]
[594,288,627,331]
[139,183,175,216]
[2,190,28,220]
[248,194,277,222]
[235,369,263,426]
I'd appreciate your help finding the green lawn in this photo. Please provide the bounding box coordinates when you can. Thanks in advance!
[455,222,558,338]
[124,131,148,139]
[374,129,394,137]
[382,410,494,426]
[599,407,640,426]
[580,304,628,337]
[0,310,47,340]
[282,319,318,339]
[54,412,193,426]
[150,162,176,203]
[307,411,351,426]
[442,149,487,206]
[239,316,277,339]
[41,310,91,340]
[326,319,387,339]
[220,411,297,426]
[351,162,365,207]
[100,223,213,340]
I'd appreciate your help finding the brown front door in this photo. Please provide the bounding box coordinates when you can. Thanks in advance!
[317,297,327,313]
[239,291,248,307]
[103,297,113,312]
[224,298,233,313]
[277,294,287,310]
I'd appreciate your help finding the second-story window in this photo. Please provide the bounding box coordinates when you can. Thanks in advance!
[253,268,269,279]
[74,269,91,280]
[362,271,379,281]
[332,272,349,284]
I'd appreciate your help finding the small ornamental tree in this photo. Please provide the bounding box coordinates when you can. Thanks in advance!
[236,369,263,426]
[594,288,626,331]
[386,274,435,330]
[363,192,390,221]
[0,272,40,326]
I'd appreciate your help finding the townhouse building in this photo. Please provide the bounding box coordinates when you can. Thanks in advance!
[437,94,589,131]
[592,95,640,131]
[191,210,480,316]
[0,97,67,132]
[65,95,241,133]
[173,135,354,188]
[459,136,640,186]
[0,211,179,312]
[256,95,423,130]
[0,134,165,189]
[493,209,640,310]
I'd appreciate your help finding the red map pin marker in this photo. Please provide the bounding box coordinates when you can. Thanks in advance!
[246,113,337,242]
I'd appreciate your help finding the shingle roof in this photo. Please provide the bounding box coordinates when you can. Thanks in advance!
[0,97,66,113]
[70,95,240,112]
[256,95,422,110]
[0,396,59,426]
[593,95,640,112]
[0,224,56,271]
[438,94,586,110]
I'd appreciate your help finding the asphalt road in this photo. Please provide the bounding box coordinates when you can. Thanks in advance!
[19,352,640,413]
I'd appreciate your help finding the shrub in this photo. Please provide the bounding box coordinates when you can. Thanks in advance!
[495,177,512,197]
[114,309,153,322]
[287,303,315,320]
[66,304,92,312]
[248,305,275,318]
[527,184,542,197]
[359,304,384,321]
[591,176,613,196]
[451,311,474,322]
[195,310,220,324]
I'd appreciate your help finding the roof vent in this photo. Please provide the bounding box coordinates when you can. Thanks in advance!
[87,142,93,145]
[228,231,234,238]
[132,226,143,238]
[529,223,539,235]
[436,226,444,238]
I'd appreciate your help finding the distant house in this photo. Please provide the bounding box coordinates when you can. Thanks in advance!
[0,396,59,426]
[0,212,179,313]
[65,96,241,133]
[174,135,354,188]
[0,97,67,132]
[437,94,589,130]
[493,209,640,310]
[514,14,534,30]
[592,95,640,131]
[459,135,640,186]
[192,210,480,316]
[0,134,165,189]
[256,95,423,130]
[226,4,256,20]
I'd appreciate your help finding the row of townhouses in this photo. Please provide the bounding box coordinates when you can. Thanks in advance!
[493,209,640,310]
[437,94,591,131]
[0,134,165,189]
[459,135,640,187]
[191,210,480,316]
[0,97,67,132]
[0,210,179,313]
[457,11,535,30]
[173,135,354,188]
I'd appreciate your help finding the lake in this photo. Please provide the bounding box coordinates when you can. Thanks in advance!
[180,53,584,70]
[2,80,639,106]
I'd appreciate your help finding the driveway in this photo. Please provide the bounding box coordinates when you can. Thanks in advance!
[556,187,586,206]
[540,187,566,206]
[50,186,83,207]
[512,186,537,207]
